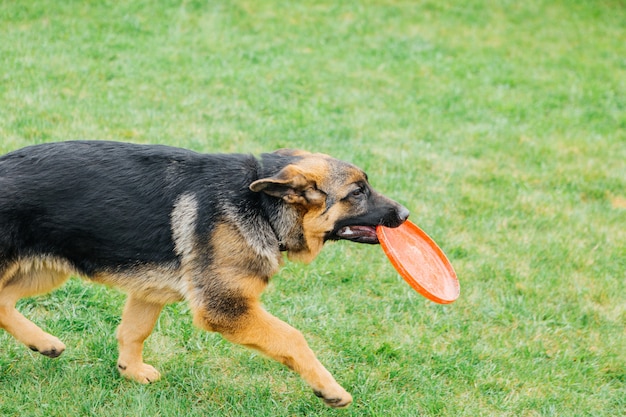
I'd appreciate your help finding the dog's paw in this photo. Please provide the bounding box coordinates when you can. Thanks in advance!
[314,388,353,408]
[118,362,161,384]
[28,335,66,358]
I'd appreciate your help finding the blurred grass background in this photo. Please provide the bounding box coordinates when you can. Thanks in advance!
[1,1,624,416]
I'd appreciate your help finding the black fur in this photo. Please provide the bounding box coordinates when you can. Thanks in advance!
[0,141,262,276]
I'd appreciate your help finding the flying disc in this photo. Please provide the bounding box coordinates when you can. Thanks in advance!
[377,220,459,304]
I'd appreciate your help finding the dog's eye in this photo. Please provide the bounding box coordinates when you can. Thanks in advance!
[342,185,366,201]
[350,188,364,197]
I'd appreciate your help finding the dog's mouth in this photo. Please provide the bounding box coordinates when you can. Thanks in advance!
[333,225,379,244]
[327,205,410,245]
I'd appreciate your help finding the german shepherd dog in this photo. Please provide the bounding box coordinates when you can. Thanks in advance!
[0,141,409,407]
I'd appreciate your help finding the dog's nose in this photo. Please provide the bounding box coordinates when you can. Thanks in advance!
[397,205,410,222]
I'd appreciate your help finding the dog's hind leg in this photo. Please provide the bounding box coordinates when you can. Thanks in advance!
[116,295,164,384]
[0,260,70,358]
[197,302,353,408]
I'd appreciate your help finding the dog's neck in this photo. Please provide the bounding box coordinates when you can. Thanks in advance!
[259,194,306,254]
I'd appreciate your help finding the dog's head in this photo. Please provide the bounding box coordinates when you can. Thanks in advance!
[251,150,409,263]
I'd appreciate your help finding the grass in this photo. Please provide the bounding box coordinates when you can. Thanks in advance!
[1,0,625,415]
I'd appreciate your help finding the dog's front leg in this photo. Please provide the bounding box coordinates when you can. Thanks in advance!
[199,303,352,408]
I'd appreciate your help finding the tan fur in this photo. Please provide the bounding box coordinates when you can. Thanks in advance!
[116,295,163,383]
[190,221,277,332]
[0,257,74,357]
[218,302,351,405]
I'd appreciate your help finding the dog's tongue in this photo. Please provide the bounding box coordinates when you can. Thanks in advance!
[336,226,379,244]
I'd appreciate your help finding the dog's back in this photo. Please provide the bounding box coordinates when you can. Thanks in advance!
[0,141,262,276]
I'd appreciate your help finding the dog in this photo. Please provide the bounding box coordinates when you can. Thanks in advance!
[0,141,409,407]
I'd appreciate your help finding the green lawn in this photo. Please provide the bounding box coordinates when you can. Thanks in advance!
[1,0,624,416]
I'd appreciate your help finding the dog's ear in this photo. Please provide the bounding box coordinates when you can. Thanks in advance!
[250,165,324,205]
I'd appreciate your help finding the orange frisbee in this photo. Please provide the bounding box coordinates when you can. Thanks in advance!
[377,220,459,304]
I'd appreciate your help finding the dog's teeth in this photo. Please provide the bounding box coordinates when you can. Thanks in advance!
[343,227,353,235]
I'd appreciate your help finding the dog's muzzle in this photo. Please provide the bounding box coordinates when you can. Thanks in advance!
[330,204,410,244]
